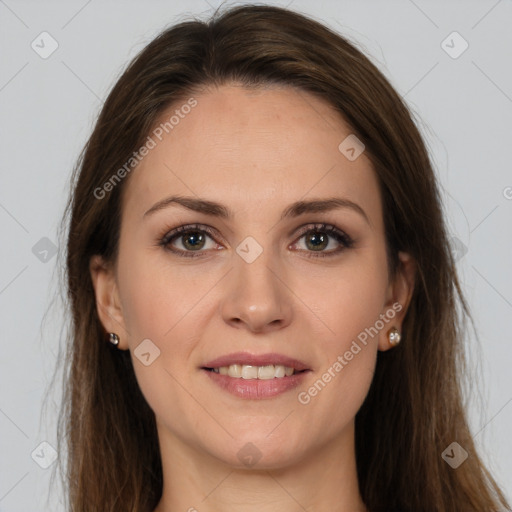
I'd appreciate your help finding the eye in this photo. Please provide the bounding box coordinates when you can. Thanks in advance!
[290,223,354,258]
[158,222,354,259]
[159,224,221,258]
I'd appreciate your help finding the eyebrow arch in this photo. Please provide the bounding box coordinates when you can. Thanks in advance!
[143,195,370,225]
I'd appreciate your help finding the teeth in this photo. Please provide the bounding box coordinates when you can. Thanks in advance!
[258,365,276,379]
[211,364,297,379]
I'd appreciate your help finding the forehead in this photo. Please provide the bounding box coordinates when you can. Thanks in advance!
[121,84,381,224]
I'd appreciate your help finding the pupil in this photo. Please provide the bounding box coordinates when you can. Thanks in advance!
[307,232,327,251]
[184,232,205,250]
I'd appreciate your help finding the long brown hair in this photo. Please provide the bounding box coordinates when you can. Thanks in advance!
[53,4,511,511]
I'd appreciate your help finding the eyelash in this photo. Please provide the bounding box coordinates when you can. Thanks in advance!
[158,222,354,259]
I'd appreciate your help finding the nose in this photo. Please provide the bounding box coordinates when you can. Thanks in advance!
[220,247,293,334]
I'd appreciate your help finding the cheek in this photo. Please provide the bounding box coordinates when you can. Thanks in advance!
[299,251,389,347]
[291,260,385,439]
[291,247,387,403]
[116,252,207,437]
[117,244,206,341]
[116,245,212,388]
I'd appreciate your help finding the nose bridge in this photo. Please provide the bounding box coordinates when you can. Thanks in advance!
[237,242,280,294]
[221,237,293,331]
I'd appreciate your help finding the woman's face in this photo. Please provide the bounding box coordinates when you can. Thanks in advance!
[91,83,413,469]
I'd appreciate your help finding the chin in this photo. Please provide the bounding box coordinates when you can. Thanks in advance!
[206,432,306,471]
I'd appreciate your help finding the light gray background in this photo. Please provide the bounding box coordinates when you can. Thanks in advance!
[0,0,511,510]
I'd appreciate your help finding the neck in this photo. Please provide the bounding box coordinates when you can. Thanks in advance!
[153,421,368,512]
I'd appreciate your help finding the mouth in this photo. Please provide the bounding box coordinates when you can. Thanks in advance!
[201,351,311,378]
[202,364,309,379]
[199,352,312,398]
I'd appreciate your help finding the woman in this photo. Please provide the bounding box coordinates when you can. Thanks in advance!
[56,4,511,511]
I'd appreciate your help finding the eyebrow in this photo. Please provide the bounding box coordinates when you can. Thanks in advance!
[143,195,370,225]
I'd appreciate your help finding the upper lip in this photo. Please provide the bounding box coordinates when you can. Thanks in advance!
[202,352,311,372]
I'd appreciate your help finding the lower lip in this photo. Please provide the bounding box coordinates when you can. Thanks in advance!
[201,369,310,399]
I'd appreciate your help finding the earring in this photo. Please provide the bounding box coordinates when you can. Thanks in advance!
[388,327,401,346]
[108,332,120,347]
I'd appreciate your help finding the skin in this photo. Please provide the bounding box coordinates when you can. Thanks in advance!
[90,83,415,512]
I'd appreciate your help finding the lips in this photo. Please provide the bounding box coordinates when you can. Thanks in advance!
[201,351,311,372]
[200,352,312,399]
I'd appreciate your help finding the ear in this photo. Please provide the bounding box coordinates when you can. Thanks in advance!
[89,254,129,350]
[378,251,416,352]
